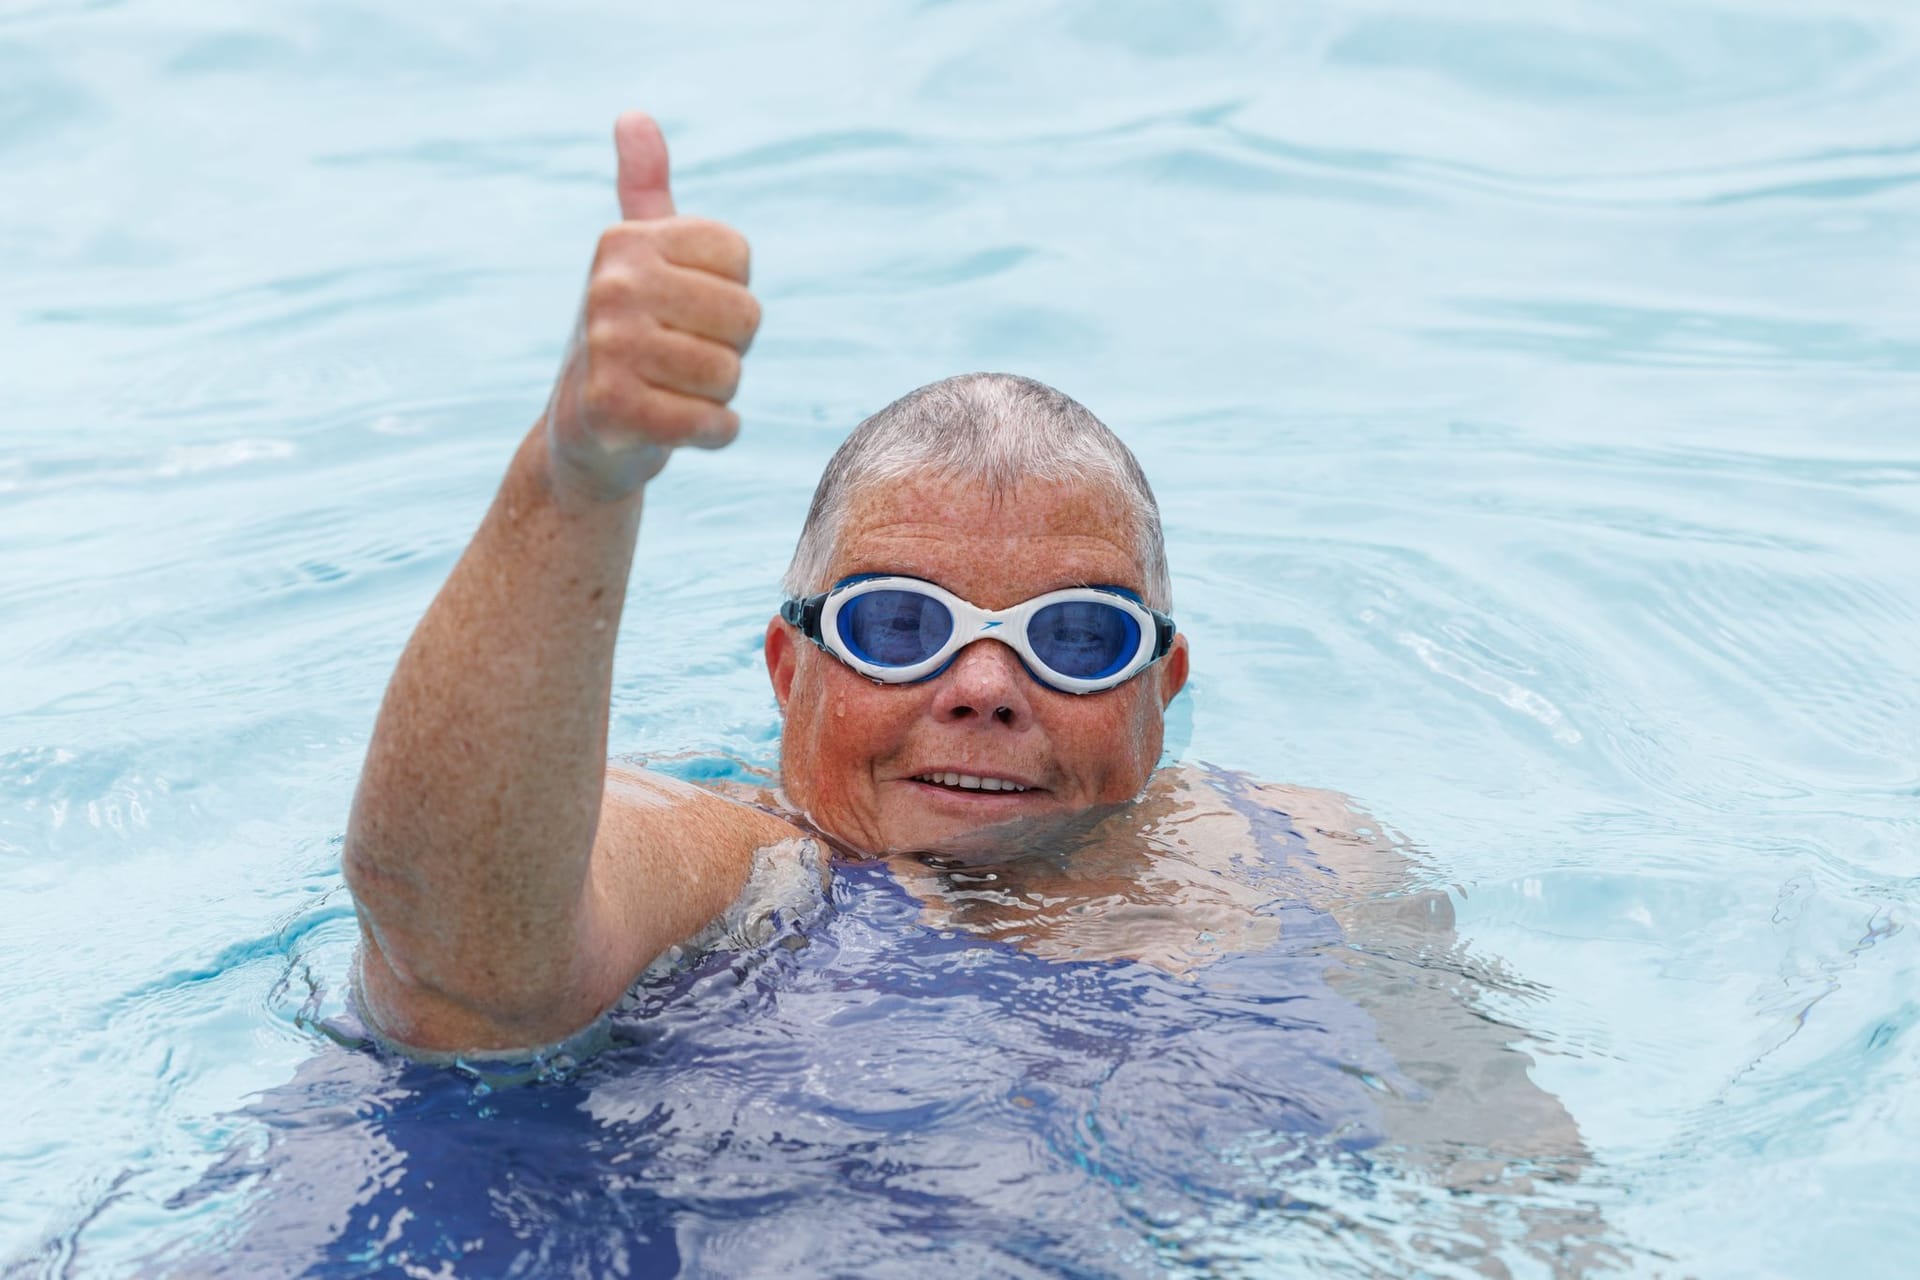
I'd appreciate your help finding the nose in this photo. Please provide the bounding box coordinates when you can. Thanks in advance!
[929,639,1034,728]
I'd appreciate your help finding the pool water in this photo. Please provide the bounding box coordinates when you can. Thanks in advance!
[3,0,1918,1275]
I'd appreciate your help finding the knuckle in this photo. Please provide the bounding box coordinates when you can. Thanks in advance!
[583,316,620,362]
[592,226,620,265]
[579,316,633,370]
[676,219,751,280]
[603,219,653,247]
[593,223,634,267]
[582,366,623,418]
[585,267,634,316]
[595,223,662,272]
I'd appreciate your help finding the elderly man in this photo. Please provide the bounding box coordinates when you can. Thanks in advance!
[345,111,1209,1055]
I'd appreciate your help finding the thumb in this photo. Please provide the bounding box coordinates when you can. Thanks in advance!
[613,111,675,221]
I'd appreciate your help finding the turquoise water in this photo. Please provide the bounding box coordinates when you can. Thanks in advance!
[4,0,1918,1274]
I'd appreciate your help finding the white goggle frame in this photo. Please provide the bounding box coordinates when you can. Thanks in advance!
[783,575,1173,696]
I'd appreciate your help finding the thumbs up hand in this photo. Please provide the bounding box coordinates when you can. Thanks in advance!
[545,112,761,500]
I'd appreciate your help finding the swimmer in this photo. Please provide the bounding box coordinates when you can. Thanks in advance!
[345,110,1207,1053]
[341,117,1602,1236]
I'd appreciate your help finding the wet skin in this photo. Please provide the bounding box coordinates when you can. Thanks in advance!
[765,473,1190,857]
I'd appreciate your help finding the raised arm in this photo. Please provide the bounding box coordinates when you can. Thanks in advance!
[343,113,778,1053]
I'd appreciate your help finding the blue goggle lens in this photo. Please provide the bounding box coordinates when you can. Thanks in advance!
[837,589,954,665]
[1029,600,1140,680]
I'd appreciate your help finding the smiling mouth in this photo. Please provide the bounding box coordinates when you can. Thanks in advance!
[910,772,1035,794]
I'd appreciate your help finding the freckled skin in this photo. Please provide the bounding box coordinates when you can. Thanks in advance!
[764,474,1190,855]
[344,109,1192,1051]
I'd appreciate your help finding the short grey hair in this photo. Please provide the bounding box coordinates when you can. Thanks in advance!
[781,372,1171,610]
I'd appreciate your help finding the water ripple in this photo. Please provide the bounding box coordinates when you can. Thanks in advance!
[1325,9,1889,109]
[26,260,500,337]
[1426,296,1920,370]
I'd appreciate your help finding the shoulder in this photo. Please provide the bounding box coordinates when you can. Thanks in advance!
[597,762,829,900]
[603,761,807,845]
[1155,768,1590,1185]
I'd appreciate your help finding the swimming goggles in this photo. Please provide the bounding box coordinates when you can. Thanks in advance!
[780,574,1175,695]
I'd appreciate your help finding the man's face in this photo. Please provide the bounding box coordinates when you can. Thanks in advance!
[765,471,1189,855]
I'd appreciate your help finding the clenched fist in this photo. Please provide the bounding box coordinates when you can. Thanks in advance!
[544,112,761,500]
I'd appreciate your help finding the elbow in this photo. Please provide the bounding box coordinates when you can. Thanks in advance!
[341,824,431,973]
[340,813,471,1017]
[354,930,609,1057]
[345,853,602,1048]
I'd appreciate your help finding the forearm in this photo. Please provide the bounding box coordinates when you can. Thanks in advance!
[345,420,638,1016]
[343,112,758,1048]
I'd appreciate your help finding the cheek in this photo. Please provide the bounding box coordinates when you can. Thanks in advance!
[786,657,914,769]
[1058,690,1164,794]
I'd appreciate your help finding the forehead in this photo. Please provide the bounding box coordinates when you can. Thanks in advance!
[829,473,1143,605]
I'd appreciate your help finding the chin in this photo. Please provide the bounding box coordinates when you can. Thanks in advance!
[879,801,1115,864]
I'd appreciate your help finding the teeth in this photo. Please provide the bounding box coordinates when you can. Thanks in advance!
[916,772,1029,793]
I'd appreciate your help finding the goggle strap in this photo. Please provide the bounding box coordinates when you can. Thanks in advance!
[780,595,829,650]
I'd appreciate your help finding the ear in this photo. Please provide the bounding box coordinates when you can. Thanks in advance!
[1158,632,1190,708]
[765,615,798,711]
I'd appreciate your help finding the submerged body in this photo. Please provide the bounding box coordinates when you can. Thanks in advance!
[164,765,1609,1277]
